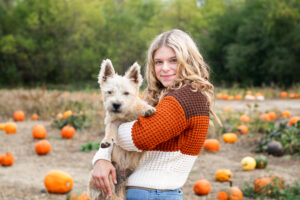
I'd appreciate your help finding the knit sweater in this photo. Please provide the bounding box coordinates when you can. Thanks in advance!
[92,85,210,189]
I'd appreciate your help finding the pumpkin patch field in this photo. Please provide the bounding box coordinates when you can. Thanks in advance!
[0,89,300,200]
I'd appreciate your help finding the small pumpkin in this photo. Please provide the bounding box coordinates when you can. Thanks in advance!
[280,110,291,118]
[68,192,91,200]
[193,179,211,195]
[255,155,268,169]
[57,113,64,119]
[234,94,242,100]
[217,93,223,99]
[223,106,234,112]
[215,169,232,182]
[0,153,14,166]
[254,175,284,195]
[32,125,47,139]
[268,112,277,120]
[218,181,243,200]
[222,133,238,143]
[64,110,73,119]
[4,122,17,134]
[267,141,283,156]
[13,110,25,121]
[260,113,270,121]
[289,116,300,126]
[241,156,256,171]
[289,93,295,98]
[280,92,287,99]
[31,114,39,120]
[240,114,250,123]
[204,139,220,152]
[35,140,51,155]
[0,123,6,130]
[237,125,248,135]
[44,170,74,193]
[61,125,75,139]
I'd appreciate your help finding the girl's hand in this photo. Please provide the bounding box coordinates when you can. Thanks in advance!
[92,159,117,197]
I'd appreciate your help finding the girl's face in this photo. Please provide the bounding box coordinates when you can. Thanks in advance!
[153,46,178,87]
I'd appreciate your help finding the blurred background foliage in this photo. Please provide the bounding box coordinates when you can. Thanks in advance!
[0,0,299,88]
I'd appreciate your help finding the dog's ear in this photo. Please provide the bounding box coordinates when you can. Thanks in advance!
[125,62,143,87]
[98,59,115,85]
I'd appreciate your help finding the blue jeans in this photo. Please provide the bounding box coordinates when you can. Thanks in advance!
[126,188,183,200]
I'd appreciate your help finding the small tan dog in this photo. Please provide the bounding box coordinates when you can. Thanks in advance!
[88,59,156,200]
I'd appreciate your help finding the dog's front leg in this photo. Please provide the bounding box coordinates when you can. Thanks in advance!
[137,100,156,117]
[101,122,118,148]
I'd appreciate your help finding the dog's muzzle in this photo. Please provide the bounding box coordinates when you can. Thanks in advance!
[111,103,122,113]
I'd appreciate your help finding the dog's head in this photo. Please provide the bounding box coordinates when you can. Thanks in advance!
[98,59,143,115]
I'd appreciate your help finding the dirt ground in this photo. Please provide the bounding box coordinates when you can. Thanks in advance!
[0,99,300,200]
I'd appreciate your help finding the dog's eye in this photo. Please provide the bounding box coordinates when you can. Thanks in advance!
[107,91,112,94]
[123,92,129,95]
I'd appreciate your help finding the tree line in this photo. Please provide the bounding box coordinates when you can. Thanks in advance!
[0,0,299,88]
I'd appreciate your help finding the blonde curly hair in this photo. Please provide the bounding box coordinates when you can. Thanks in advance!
[144,29,220,124]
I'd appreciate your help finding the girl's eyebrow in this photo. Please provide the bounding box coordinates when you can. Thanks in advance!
[154,56,177,60]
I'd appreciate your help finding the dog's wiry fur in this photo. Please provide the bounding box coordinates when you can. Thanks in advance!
[88,59,156,200]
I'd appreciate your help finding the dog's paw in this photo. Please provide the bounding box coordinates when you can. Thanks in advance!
[101,142,111,148]
[144,107,156,117]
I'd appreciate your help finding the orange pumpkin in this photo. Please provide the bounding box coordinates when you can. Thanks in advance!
[217,93,224,99]
[240,114,250,123]
[223,94,229,100]
[0,123,6,130]
[0,153,14,166]
[280,110,291,118]
[204,139,220,152]
[35,140,51,155]
[237,125,248,135]
[13,110,25,121]
[260,113,270,121]
[193,179,211,195]
[234,94,242,100]
[32,125,47,139]
[289,116,300,126]
[61,125,75,139]
[295,94,300,99]
[280,92,287,99]
[4,122,17,134]
[57,113,63,119]
[69,192,91,200]
[289,93,295,99]
[222,133,238,143]
[254,175,284,195]
[218,181,243,200]
[44,170,73,193]
[31,114,39,120]
[63,110,73,119]
[223,106,234,112]
[268,112,277,120]
[215,169,232,182]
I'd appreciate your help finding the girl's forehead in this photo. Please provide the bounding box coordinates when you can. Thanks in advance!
[153,46,176,59]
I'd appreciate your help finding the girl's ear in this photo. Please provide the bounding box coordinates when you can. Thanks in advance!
[125,62,143,87]
[98,59,115,86]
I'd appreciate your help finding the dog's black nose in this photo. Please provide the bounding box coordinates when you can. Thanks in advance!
[112,103,121,110]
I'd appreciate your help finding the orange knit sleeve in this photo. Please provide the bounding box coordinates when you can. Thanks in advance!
[131,96,187,150]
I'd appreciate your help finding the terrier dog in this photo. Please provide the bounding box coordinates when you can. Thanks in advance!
[88,59,156,200]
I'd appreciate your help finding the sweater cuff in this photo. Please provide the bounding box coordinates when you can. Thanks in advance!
[117,120,142,152]
[92,144,113,165]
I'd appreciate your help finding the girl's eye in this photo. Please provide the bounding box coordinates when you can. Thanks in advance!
[124,92,129,95]
[171,59,177,63]
[155,60,162,65]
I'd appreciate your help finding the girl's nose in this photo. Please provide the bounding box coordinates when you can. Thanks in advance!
[162,62,169,71]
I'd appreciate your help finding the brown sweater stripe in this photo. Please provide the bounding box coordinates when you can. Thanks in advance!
[167,85,210,119]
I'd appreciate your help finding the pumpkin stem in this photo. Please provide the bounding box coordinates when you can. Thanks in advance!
[229,180,233,187]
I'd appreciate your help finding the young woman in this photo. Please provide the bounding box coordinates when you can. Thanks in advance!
[92,29,217,200]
